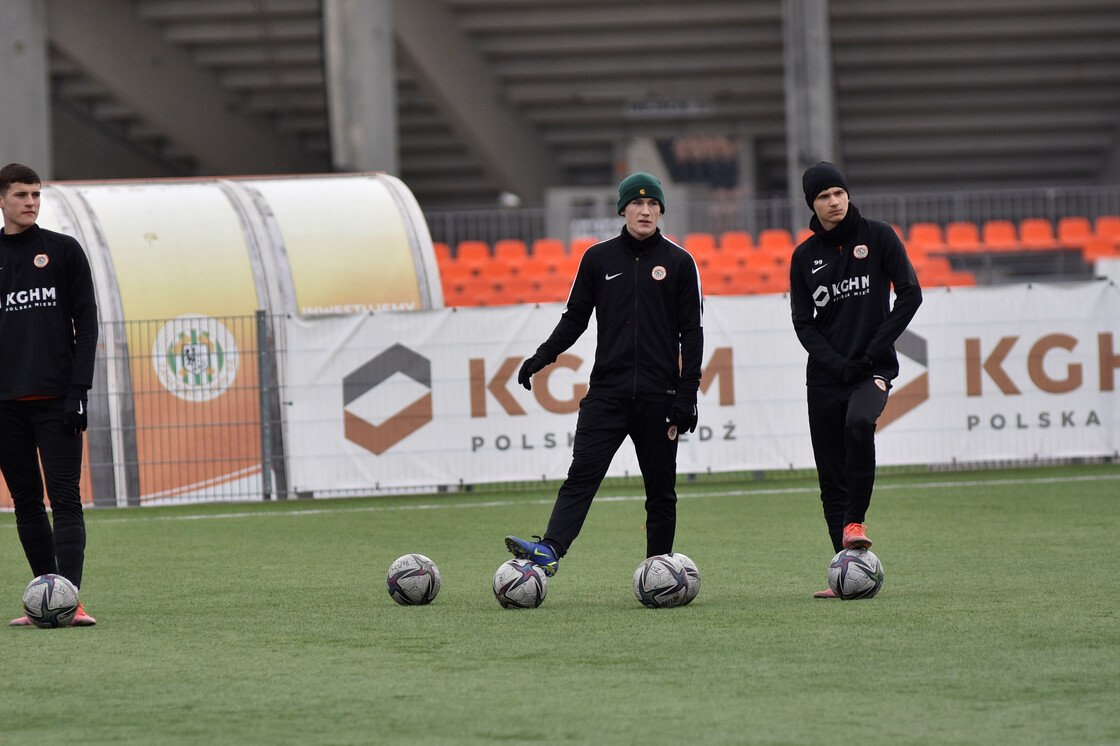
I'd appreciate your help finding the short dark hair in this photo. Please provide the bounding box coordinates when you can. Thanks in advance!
[0,163,42,196]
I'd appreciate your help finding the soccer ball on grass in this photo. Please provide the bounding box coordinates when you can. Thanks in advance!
[633,553,698,608]
[386,553,441,605]
[827,548,884,600]
[22,574,80,628]
[492,559,548,609]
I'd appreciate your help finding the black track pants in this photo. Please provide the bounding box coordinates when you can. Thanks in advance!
[544,395,679,558]
[806,377,890,553]
[0,399,87,588]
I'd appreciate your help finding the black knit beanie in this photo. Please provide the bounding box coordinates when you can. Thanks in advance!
[802,161,848,208]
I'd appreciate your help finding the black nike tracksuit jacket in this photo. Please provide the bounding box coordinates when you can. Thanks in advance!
[533,226,704,402]
[789,205,922,385]
[0,224,98,399]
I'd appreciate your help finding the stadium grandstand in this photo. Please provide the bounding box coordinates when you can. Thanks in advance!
[4,0,1118,248]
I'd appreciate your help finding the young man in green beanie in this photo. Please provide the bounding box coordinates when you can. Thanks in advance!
[504,172,704,577]
[789,161,922,597]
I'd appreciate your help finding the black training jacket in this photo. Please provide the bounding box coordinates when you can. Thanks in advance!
[0,224,99,399]
[789,205,922,386]
[534,227,704,402]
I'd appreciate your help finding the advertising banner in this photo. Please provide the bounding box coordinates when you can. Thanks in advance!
[282,281,1120,494]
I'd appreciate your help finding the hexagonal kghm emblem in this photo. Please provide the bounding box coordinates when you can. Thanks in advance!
[343,344,433,455]
[879,328,930,430]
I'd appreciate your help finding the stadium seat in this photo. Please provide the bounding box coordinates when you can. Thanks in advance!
[1057,216,1093,248]
[684,232,718,258]
[981,220,1020,251]
[569,236,597,258]
[533,274,573,303]
[718,231,753,254]
[433,241,451,264]
[456,240,491,262]
[1096,216,1120,242]
[945,222,983,252]
[908,223,946,252]
[1018,218,1057,250]
[493,239,528,262]
[454,240,492,276]
[492,239,530,277]
[757,228,793,252]
[1081,237,1120,262]
[531,238,567,259]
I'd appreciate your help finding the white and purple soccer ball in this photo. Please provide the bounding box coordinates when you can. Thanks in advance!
[22,574,80,628]
[827,548,884,600]
[386,553,441,605]
[633,553,698,608]
[492,559,549,609]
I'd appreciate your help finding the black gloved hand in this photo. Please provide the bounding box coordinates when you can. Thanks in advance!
[840,358,873,385]
[667,398,698,434]
[62,393,88,436]
[517,355,547,391]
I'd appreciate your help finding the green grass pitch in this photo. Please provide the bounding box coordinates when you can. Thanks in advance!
[2,464,1118,745]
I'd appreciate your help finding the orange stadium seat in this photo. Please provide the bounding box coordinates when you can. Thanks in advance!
[1018,218,1057,250]
[945,221,982,253]
[1056,216,1093,248]
[532,238,567,259]
[908,223,945,252]
[684,232,718,258]
[1081,237,1120,262]
[569,236,597,257]
[533,274,573,304]
[1096,216,1120,242]
[718,231,753,254]
[433,241,451,264]
[981,220,1020,251]
[493,239,528,262]
[456,240,491,262]
[757,228,793,252]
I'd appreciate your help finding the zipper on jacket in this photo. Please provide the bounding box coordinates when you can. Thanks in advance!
[631,253,641,397]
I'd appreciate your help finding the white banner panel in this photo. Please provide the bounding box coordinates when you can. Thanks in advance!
[283,281,1119,494]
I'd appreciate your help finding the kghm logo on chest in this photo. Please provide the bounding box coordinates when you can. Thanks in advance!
[3,286,57,307]
[832,275,870,294]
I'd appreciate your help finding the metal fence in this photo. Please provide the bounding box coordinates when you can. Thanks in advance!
[72,313,286,508]
[425,184,1120,249]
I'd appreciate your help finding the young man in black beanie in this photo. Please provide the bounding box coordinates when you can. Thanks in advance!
[0,163,99,625]
[504,172,704,577]
[789,161,922,598]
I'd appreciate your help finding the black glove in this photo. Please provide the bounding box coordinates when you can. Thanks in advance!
[667,398,698,434]
[840,358,873,385]
[62,393,88,436]
[517,355,547,391]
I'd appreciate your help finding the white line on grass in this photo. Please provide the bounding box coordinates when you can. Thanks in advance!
[3,471,1114,527]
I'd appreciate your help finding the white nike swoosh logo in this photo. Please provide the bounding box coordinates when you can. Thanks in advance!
[605,272,623,280]
[78,402,84,414]
[811,264,829,274]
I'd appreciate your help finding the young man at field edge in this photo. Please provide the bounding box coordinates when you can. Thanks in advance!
[789,162,922,598]
[0,163,99,626]
[504,172,704,576]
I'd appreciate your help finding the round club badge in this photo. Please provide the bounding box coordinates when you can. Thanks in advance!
[33,254,49,268]
[853,245,869,259]
[152,314,239,402]
[651,265,667,281]
[667,424,678,441]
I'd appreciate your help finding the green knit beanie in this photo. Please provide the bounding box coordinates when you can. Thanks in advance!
[616,172,665,215]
